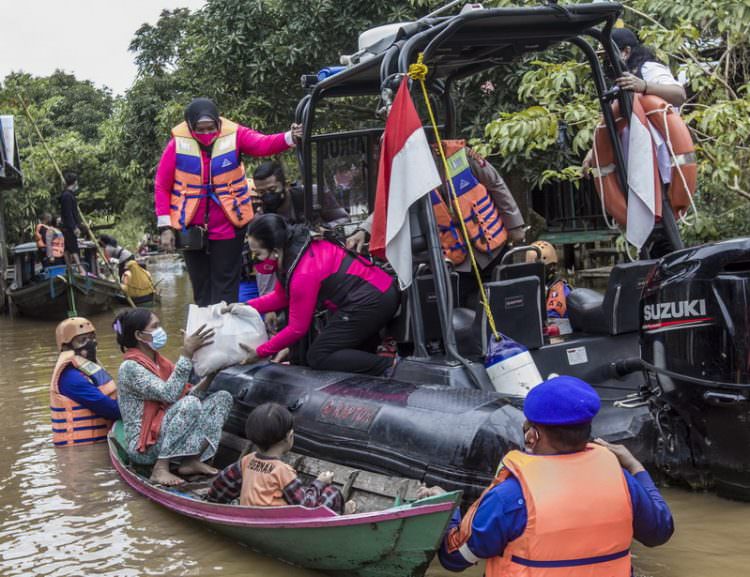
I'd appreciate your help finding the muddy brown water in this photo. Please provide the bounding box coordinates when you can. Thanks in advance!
[0,260,748,576]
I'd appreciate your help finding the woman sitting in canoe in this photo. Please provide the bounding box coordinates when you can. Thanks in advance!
[208,402,355,514]
[113,308,233,486]
[224,213,400,376]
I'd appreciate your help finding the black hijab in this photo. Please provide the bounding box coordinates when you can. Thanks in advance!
[184,98,220,132]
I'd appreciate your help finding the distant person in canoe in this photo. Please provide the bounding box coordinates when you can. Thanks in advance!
[99,235,155,304]
[419,375,674,575]
[50,317,119,447]
[223,214,400,375]
[208,402,355,514]
[113,308,233,486]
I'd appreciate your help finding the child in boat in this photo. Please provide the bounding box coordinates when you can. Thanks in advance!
[207,403,355,514]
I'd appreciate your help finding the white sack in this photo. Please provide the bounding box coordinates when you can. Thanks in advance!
[186,301,268,377]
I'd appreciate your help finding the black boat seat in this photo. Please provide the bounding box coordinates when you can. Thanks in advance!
[567,288,606,334]
[458,276,544,356]
[568,260,658,335]
[492,260,546,329]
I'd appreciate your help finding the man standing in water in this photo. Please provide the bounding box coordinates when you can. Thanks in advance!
[50,317,119,447]
[420,375,674,575]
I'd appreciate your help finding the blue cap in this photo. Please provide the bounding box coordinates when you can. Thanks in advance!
[524,376,601,425]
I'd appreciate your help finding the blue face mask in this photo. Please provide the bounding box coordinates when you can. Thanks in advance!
[145,327,168,350]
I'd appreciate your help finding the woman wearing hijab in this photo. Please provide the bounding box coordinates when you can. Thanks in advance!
[611,27,686,107]
[155,97,303,306]
[114,307,233,486]
[225,214,400,376]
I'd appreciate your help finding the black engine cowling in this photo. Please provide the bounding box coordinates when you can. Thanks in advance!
[641,238,750,500]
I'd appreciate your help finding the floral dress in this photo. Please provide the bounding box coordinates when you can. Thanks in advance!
[117,355,233,465]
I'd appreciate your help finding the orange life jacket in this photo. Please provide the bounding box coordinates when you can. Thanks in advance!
[546,279,569,319]
[35,224,65,258]
[50,351,117,447]
[432,141,508,265]
[447,444,633,577]
[591,94,696,227]
[170,118,255,229]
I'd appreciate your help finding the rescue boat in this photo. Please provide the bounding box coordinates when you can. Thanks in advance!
[211,2,750,502]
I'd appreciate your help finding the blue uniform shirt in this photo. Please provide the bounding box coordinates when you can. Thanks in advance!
[439,468,674,571]
[58,365,121,421]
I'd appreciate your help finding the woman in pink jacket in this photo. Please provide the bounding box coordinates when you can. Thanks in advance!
[230,214,400,376]
[155,98,301,306]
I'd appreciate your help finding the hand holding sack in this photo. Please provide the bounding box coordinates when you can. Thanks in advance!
[186,301,268,376]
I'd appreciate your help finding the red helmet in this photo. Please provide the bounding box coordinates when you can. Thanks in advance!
[55,317,95,351]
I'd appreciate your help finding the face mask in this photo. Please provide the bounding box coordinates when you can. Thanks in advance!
[75,339,97,362]
[261,190,285,212]
[255,257,278,275]
[194,132,218,146]
[144,327,168,350]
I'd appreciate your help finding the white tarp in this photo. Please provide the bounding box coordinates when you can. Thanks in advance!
[0,116,15,178]
[186,301,268,377]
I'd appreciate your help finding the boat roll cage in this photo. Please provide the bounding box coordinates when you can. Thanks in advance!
[294,2,684,389]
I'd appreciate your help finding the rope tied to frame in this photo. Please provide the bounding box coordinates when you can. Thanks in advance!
[408,53,500,341]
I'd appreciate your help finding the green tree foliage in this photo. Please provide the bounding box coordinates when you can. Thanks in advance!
[450,0,750,244]
[3,0,750,249]
[0,72,114,243]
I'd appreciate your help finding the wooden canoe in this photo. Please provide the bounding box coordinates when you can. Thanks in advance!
[108,424,461,577]
[8,272,123,321]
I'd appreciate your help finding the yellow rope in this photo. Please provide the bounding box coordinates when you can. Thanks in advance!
[408,54,500,341]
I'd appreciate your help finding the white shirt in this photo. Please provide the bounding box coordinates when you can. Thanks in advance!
[641,61,682,87]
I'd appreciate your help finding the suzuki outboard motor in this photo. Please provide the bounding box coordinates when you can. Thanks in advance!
[641,239,750,500]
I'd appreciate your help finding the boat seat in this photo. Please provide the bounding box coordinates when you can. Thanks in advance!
[492,260,546,330]
[568,260,657,335]
[456,276,544,356]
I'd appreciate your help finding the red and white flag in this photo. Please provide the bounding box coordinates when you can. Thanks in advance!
[370,81,441,289]
[625,95,662,249]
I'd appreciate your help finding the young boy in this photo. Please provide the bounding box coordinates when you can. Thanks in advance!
[207,403,354,514]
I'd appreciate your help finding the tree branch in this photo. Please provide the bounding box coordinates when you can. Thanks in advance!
[621,3,738,99]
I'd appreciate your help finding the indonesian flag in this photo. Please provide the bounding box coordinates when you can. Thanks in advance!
[370,81,442,289]
[625,95,662,249]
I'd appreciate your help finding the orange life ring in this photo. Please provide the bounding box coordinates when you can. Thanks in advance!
[591,94,696,227]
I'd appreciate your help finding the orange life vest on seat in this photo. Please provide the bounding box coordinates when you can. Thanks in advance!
[447,444,633,577]
[546,279,569,319]
[170,118,255,229]
[50,351,117,447]
[432,141,508,265]
[591,94,696,227]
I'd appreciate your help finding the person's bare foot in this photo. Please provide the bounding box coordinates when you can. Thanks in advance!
[177,457,218,477]
[150,459,185,486]
[343,500,357,515]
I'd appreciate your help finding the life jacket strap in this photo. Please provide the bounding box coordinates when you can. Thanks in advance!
[511,548,630,568]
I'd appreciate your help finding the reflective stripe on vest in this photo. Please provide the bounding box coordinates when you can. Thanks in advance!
[50,351,117,447]
[486,444,633,577]
[170,118,255,229]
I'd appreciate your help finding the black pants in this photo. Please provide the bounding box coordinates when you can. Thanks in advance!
[182,232,245,306]
[306,283,400,376]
